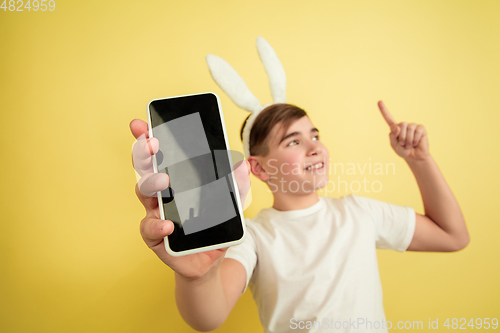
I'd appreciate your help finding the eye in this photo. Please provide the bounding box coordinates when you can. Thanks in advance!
[287,140,299,146]
[312,135,320,141]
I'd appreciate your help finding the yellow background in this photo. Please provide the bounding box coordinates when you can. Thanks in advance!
[1,0,499,332]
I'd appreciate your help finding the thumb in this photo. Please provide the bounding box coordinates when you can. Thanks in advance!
[390,125,400,138]
[389,125,400,147]
[391,125,400,136]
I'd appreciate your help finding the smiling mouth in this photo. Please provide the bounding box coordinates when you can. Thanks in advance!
[304,162,324,171]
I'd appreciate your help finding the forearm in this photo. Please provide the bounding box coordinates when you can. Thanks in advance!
[406,155,469,244]
[175,268,230,331]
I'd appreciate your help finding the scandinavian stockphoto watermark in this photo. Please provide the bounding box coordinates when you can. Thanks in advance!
[290,317,394,330]
[265,158,396,194]
[290,317,499,330]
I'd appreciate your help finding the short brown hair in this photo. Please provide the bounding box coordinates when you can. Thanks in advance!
[240,103,307,157]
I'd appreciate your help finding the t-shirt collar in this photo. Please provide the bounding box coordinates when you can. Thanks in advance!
[264,196,326,219]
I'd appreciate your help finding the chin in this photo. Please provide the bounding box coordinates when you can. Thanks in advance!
[314,178,329,190]
[298,175,330,193]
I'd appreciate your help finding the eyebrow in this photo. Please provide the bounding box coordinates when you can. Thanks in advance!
[279,127,319,145]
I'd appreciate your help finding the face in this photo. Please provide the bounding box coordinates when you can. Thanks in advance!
[253,116,330,194]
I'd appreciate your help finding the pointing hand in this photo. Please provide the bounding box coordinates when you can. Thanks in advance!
[378,100,430,161]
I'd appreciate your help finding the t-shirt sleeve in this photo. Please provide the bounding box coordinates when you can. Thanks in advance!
[224,218,257,293]
[348,194,416,252]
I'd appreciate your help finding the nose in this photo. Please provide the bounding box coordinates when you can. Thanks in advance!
[307,140,322,156]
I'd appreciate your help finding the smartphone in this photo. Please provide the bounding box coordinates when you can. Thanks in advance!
[147,92,246,256]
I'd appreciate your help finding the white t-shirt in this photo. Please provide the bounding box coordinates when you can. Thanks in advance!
[225,194,416,333]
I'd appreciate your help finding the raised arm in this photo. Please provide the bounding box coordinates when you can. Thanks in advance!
[377,101,469,252]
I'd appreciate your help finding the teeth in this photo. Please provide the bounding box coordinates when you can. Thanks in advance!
[305,162,324,171]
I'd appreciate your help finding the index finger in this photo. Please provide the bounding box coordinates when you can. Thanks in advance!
[377,100,397,129]
[130,119,149,139]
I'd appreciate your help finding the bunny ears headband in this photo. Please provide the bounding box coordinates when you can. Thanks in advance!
[206,37,287,158]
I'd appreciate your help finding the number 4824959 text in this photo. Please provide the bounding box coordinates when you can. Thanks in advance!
[1,0,55,11]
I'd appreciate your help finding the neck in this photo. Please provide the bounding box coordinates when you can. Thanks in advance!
[271,190,320,211]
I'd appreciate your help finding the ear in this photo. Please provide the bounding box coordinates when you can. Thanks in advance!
[247,156,270,182]
[206,54,262,113]
[256,36,286,104]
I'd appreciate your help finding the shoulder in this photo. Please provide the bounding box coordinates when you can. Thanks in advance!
[239,213,269,241]
[340,193,415,216]
[320,194,391,222]
[242,214,265,230]
[241,211,274,241]
[333,193,383,211]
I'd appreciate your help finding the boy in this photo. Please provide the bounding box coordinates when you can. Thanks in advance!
[130,100,469,332]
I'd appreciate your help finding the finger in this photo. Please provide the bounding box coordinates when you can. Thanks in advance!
[203,247,229,263]
[140,215,175,248]
[378,100,397,130]
[412,124,426,147]
[132,136,159,176]
[389,125,400,148]
[134,134,158,158]
[398,122,408,146]
[138,173,170,199]
[130,119,149,139]
[405,123,417,149]
[135,183,159,215]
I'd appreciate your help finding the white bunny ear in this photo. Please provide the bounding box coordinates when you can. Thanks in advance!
[256,36,286,104]
[206,54,262,113]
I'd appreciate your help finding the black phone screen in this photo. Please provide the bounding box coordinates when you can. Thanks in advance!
[148,93,245,253]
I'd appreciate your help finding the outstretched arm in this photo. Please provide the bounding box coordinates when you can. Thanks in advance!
[378,101,469,252]
[130,119,249,330]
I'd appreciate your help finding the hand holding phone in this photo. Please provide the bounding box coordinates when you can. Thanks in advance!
[146,92,248,256]
[130,118,251,279]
